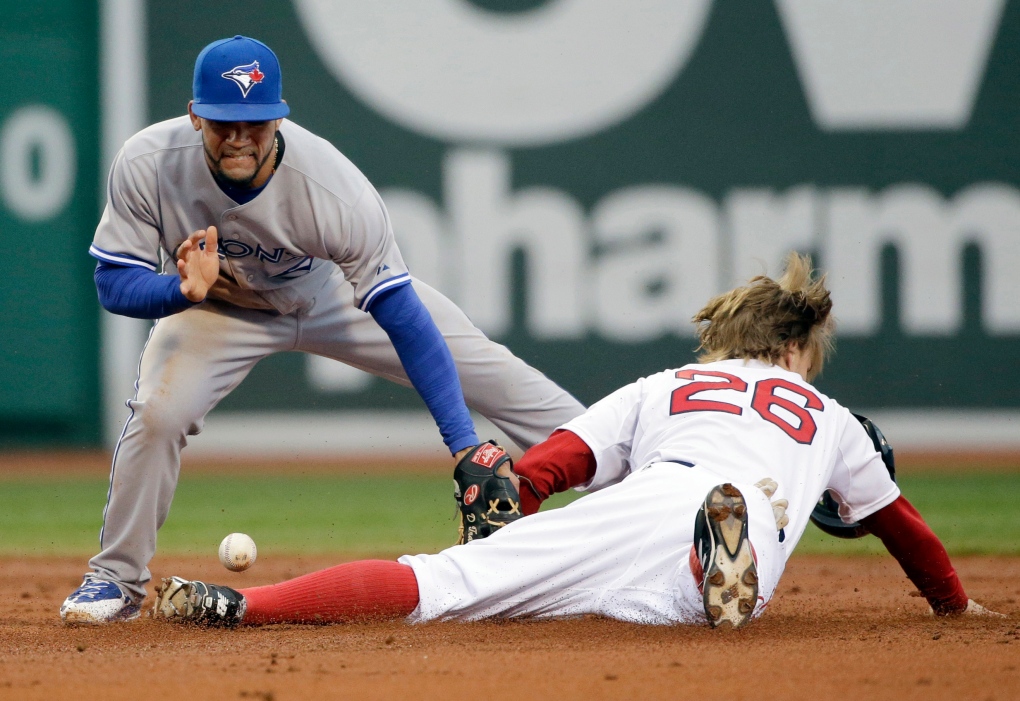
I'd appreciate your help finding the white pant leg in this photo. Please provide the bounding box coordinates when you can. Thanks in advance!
[295,271,585,449]
[89,301,293,597]
[400,464,787,626]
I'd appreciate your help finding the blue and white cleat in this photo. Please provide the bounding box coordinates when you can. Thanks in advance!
[60,574,141,624]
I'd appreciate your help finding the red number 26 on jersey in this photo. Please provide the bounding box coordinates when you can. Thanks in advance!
[669,369,824,444]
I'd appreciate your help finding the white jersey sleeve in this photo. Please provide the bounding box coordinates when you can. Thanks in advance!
[559,377,646,492]
[89,149,161,270]
[337,180,410,311]
[825,415,901,523]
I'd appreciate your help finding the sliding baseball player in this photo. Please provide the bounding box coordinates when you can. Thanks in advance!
[152,254,1002,629]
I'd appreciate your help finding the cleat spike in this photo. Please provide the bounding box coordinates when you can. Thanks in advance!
[721,483,742,497]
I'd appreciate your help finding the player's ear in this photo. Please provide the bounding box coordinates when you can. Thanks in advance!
[187,102,202,131]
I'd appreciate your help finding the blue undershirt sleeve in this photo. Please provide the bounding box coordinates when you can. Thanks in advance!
[94,260,196,319]
[367,282,479,455]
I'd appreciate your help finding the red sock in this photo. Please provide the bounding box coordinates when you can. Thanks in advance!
[238,560,419,625]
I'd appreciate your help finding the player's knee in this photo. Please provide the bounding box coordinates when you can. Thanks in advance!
[131,397,201,440]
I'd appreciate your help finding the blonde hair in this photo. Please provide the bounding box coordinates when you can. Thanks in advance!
[693,253,834,380]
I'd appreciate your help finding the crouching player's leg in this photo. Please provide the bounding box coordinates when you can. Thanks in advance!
[153,560,419,627]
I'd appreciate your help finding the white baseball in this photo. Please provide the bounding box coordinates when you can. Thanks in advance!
[218,533,257,572]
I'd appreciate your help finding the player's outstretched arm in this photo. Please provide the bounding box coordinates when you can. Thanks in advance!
[177,226,220,303]
[513,430,597,514]
[368,283,479,455]
[860,495,1003,617]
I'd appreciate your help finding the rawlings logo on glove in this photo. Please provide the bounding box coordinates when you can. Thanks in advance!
[453,441,523,544]
[470,443,505,468]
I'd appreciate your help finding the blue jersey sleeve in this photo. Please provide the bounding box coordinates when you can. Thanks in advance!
[94,260,196,319]
[367,282,479,455]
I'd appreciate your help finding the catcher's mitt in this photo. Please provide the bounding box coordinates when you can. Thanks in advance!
[454,441,522,544]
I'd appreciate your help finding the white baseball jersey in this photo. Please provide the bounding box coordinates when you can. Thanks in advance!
[564,358,900,552]
[89,116,410,315]
[401,359,899,625]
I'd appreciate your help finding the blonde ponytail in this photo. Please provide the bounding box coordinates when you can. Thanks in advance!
[693,253,834,380]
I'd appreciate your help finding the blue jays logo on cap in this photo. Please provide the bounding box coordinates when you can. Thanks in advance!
[192,36,290,122]
[221,61,265,98]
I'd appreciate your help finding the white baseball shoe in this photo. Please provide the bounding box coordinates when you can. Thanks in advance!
[60,574,141,624]
[692,483,759,629]
[153,576,247,627]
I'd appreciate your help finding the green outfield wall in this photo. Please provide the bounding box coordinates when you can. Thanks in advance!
[0,3,101,446]
[6,1,1020,449]
[145,0,1020,417]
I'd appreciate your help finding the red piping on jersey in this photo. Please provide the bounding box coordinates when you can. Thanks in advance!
[513,429,597,515]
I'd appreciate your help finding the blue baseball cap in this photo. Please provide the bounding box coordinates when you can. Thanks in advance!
[192,35,290,121]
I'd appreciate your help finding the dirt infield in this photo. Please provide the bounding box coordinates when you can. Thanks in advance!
[0,555,1016,701]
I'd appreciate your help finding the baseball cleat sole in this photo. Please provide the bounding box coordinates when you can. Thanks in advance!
[701,483,758,630]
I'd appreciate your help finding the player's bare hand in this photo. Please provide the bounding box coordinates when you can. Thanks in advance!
[495,460,521,494]
[177,226,220,303]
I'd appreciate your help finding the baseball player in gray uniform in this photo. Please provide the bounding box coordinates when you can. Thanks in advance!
[60,35,583,624]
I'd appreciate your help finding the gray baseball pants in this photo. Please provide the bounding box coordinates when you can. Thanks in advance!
[89,272,584,599]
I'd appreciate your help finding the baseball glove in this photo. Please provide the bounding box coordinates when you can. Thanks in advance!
[454,441,522,544]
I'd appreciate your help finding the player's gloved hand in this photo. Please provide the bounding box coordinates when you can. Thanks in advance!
[770,499,790,530]
[962,599,1006,617]
[453,441,522,544]
[927,598,1006,617]
[754,478,790,530]
[755,477,778,498]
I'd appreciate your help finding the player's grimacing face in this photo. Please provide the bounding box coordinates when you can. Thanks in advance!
[188,104,281,188]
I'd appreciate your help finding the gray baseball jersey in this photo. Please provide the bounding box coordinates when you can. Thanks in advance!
[90,116,410,314]
[85,116,585,598]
